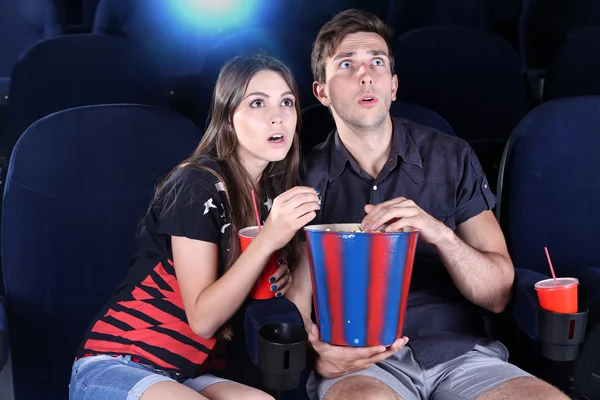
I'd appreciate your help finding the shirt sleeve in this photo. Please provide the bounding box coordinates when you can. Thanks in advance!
[153,166,225,244]
[454,148,497,225]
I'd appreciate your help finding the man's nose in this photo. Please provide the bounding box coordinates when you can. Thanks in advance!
[358,63,373,86]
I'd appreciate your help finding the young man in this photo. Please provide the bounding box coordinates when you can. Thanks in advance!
[288,9,568,400]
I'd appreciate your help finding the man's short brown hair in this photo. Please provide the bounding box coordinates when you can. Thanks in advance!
[311,9,395,83]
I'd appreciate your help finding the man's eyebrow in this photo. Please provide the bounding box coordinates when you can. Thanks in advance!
[332,50,389,62]
[369,50,389,58]
[332,52,355,62]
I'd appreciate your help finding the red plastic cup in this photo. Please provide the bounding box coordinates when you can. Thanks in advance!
[534,277,579,314]
[239,226,282,300]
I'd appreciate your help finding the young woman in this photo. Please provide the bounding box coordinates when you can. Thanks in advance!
[69,55,320,400]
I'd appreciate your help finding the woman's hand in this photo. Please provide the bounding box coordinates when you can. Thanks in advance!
[258,186,320,252]
[268,258,292,298]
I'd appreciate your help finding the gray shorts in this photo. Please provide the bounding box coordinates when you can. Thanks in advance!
[307,340,531,400]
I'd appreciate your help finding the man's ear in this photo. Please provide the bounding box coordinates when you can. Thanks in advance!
[313,81,331,107]
[391,74,398,102]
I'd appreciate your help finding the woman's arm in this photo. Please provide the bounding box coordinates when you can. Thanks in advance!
[174,186,320,339]
[173,233,277,339]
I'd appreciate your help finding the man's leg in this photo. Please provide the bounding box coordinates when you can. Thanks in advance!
[476,376,567,400]
[324,376,402,400]
[430,341,568,400]
[306,347,426,400]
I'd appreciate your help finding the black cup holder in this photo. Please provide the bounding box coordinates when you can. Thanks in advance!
[258,322,307,391]
[538,306,588,361]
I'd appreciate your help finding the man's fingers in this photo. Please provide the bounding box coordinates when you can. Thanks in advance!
[308,324,388,361]
[363,207,416,231]
[354,345,388,358]
[384,217,419,233]
[363,337,408,364]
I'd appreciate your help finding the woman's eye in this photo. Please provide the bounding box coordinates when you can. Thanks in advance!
[250,100,264,108]
[281,98,294,107]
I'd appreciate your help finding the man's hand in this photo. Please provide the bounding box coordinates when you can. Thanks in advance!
[308,323,408,379]
[361,197,450,245]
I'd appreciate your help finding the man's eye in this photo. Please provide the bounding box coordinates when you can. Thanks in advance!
[340,61,352,69]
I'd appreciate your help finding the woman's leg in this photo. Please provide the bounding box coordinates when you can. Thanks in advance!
[199,381,274,400]
[141,381,209,400]
[182,373,274,400]
[70,355,206,400]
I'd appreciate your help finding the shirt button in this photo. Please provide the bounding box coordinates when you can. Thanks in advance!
[373,185,378,191]
[484,183,488,189]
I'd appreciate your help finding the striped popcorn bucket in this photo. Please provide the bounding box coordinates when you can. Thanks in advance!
[304,223,419,347]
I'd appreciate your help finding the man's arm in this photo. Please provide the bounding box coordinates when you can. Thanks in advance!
[432,210,514,313]
[362,201,514,313]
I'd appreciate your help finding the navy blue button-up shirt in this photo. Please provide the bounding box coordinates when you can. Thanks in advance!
[302,116,497,370]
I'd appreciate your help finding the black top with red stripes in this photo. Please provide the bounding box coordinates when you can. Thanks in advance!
[76,159,272,378]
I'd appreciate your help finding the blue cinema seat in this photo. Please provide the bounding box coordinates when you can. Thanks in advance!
[1,34,168,163]
[497,97,600,398]
[1,104,202,400]
[543,27,600,102]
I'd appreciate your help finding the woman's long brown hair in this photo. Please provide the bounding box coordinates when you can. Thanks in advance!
[155,54,304,339]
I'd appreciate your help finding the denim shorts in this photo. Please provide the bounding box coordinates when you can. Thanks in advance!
[69,355,231,400]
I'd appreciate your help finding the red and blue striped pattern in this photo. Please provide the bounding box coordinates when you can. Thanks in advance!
[305,224,419,347]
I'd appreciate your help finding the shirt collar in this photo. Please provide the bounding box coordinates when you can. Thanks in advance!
[328,117,423,182]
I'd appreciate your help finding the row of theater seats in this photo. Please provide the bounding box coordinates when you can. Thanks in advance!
[3,24,600,195]
[1,96,600,400]
[84,0,600,73]
[3,0,600,89]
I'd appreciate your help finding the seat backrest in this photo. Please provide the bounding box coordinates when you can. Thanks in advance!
[519,0,600,70]
[1,104,202,400]
[0,0,61,92]
[387,0,492,36]
[1,34,168,161]
[196,27,317,127]
[200,27,317,108]
[543,27,600,101]
[393,26,529,189]
[0,0,61,75]
[393,26,529,142]
[497,97,600,277]
[93,0,216,75]
[300,101,456,155]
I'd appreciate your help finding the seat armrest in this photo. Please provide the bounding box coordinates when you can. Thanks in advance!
[509,268,550,340]
[245,298,304,366]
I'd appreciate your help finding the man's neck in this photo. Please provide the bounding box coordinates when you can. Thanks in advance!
[337,116,393,179]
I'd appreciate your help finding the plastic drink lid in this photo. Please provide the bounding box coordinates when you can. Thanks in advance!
[534,277,579,290]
